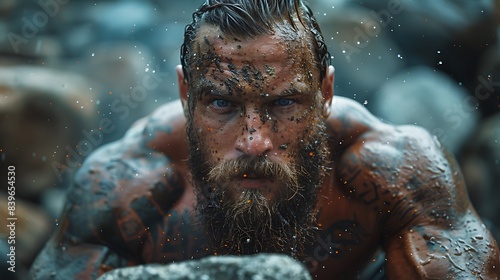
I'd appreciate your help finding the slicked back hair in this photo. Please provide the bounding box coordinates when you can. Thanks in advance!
[180,0,330,83]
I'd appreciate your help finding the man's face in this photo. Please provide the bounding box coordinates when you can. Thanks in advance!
[183,24,330,256]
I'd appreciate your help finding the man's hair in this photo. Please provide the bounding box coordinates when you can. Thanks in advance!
[180,0,330,83]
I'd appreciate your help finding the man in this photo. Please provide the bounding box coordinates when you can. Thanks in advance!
[30,0,500,279]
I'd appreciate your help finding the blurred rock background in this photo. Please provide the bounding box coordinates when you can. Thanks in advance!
[0,0,498,278]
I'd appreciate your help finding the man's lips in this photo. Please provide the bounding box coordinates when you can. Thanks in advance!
[235,173,273,189]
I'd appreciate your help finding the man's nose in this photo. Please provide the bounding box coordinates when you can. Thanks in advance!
[235,112,273,157]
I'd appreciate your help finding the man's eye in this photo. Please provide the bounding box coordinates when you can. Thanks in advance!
[275,98,294,106]
[211,99,230,108]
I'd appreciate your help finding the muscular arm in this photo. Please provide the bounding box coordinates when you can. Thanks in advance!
[334,102,500,278]
[329,99,500,279]
[30,102,188,279]
[384,143,500,279]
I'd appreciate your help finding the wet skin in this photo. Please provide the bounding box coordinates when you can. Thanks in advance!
[184,25,330,205]
[31,28,500,279]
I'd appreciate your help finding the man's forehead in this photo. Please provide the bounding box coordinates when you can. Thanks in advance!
[193,25,300,60]
[189,24,318,91]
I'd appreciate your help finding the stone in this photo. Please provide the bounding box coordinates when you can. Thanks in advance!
[351,0,498,89]
[460,113,500,242]
[97,254,312,280]
[371,66,479,153]
[0,65,97,197]
[311,2,406,102]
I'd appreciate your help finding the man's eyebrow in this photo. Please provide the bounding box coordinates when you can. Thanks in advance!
[193,82,224,97]
[277,88,307,97]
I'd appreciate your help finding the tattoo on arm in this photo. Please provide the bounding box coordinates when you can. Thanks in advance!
[308,219,368,261]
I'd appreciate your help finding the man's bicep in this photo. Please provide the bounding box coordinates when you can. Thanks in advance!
[368,127,500,278]
[385,213,500,279]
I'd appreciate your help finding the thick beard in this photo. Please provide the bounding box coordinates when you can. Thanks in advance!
[187,117,329,259]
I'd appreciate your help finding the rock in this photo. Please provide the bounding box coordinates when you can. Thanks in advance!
[0,65,98,197]
[475,45,500,118]
[97,254,312,280]
[311,2,406,102]
[371,66,479,153]
[459,113,500,241]
[353,0,498,89]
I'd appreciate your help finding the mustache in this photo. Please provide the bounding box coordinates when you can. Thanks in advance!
[207,156,299,186]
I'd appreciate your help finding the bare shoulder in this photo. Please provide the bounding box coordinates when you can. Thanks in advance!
[330,97,500,278]
[335,119,465,228]
[67,99,188,244]
[30,100,189,279]
[325,96,385,148]
[328,97,466,224]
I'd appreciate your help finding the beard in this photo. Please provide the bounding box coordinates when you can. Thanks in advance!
[186,115,329,258]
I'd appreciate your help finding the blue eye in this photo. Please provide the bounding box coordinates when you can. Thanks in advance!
[212,99,230,108]
[275,98,294,106]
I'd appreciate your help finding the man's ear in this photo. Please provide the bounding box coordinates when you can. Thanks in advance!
[176,65,189,110]
[321,65,335,118]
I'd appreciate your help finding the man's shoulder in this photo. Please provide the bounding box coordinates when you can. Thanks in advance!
[67,99,188,214]
[78,99,187,174]
[61,101,188,247]
[333,98,443,184]
[328,96,438,155]
[332,101,463,232]
[326,97,384,147]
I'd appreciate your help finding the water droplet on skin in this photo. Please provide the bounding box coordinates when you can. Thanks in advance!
[420,259,431,265]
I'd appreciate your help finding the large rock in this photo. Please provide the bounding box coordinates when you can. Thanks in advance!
[98,254,312,280]
[0,65,98,198]
[460,113,500,242]
[371,66,479,153]
[349,0,498,89]
[311,2,406,102]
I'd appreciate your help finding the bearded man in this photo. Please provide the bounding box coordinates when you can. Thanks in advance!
[30,0,500,279]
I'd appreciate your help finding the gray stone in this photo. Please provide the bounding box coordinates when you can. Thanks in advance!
[350,0,498,89]
[0,66,98,197]
[312,3,406,102]
[97,254,312,280]
[372,66,479,153]
[460,113,500,242]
